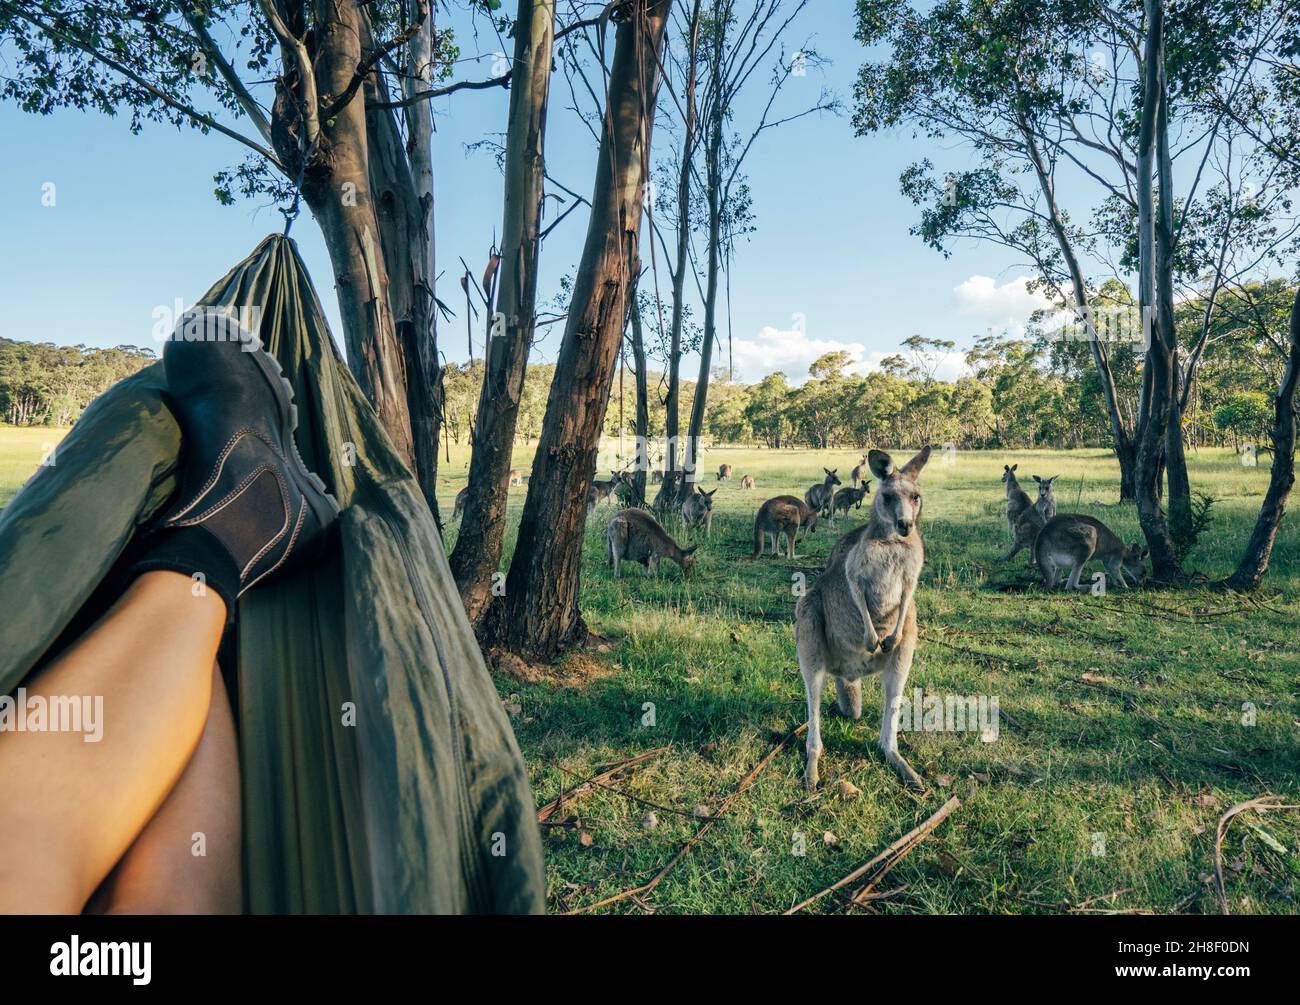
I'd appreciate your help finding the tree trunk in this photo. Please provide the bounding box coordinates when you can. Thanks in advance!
[450,0,556,626]
[1222,287,1300,590]
[363,12,442,521]
[1134,2,1184,582]
[629,286,651,506]
[1165,365,1193,547]
[679,16,724,507]
[278,2,416,473]
[1018,114,1137,500]
[654,0,701,514]
[490,0,672,661]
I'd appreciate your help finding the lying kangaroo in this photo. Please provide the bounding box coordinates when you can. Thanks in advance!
[740,474,756,490]
[608,508,698,579]
[1002,464,1032,540]
[805,468,842,519]
[850,455,869,489]
[682,486,716,537]
[718,463,734,482]
[753,496,819,559]
[795,447,931,791]
[1033,514,1148,591]
[831,482,871,524]
[1031,474,1059,520]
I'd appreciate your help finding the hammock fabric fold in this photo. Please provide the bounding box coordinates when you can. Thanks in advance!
[0,235,545,914]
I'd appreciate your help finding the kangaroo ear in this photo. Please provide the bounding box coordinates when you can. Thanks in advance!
[1032,475,1042,483]
[899,445,932,478]
[1012,463,1018,472]
[1050,475,1061,485]
[707,489,717,498]
[868,449,894,480]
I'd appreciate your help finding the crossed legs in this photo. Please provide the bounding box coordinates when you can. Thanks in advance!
[0,571,239,914]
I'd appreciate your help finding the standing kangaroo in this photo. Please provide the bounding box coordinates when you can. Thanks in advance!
[805,468,842,519]
[831,482,871,524]
[718,464,734,482]
[1003,474,1059,561]
[1033,514,1149,591]
[453,486,469,521]
[753,496,819,559]
[1031,475,1059,520]
[740,474,756,490]
[850,455,869,489]
[682,486,717,537]
[795,447,931,791]
[608,509,698,579]
[1002,464,1032,540]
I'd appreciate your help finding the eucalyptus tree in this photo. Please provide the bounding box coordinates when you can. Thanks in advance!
[490,0,674,661]
[450,0,557,626]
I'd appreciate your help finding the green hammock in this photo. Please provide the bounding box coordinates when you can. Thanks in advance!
[0,235,544,914]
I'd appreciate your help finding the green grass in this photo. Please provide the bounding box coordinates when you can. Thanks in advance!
[441,443,1300,915]
[6,426,1297,914]
[0,425,67,507]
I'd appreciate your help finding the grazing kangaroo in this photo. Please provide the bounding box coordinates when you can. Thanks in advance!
[682,486,717,537]
[753,496,819,559]
[651,469,665,485]
[509,468,526,487]
[805,468,842,519]
[717,463,734,482]
[453,486,469,520]
[795,447,932,791]
[608,509,698,579]
[1031,474,1059,520]
[831,483,871,524]
[740,474,756,490]
[851,455,869,489]
[1033,514,1149,592]
[1002,464,1032,540]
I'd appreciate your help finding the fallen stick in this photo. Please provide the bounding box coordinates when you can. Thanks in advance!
[785,796,961,915]
[565,722,809,915]
[537,747,670,823]
[1213,796,1300,915]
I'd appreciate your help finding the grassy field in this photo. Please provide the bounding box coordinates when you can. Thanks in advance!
[4,426,1298,913]
[443,442,1300,915]
[0,426,66,507]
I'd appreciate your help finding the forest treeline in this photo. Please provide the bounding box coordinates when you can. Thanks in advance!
[5,270,1286,459]
[442,276,1290,454]
[0,339,155,427]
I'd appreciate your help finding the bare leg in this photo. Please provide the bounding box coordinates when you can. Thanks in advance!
[86,664,241,915]
[880,626,924,790]
[796,620,828,792]
[0,572,226,913]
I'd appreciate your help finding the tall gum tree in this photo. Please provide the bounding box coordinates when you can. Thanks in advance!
[487,0,674,662]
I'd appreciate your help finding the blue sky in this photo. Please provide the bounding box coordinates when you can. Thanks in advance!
[0,3,1052,384]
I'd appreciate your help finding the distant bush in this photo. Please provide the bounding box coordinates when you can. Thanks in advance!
[0,338,155,426]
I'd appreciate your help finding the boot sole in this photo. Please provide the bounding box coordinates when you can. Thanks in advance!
[241,333,342,530]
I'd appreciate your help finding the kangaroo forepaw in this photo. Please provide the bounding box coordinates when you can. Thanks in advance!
[880,635,898,654]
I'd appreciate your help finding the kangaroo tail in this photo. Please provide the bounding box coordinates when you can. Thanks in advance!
[752,518,764,559]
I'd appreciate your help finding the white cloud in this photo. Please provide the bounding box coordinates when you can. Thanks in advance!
[952,275,1057,336]
[730,319,866,384]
